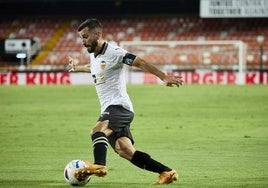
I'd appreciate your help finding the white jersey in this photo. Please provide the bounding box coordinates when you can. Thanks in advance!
[89,42,136,113]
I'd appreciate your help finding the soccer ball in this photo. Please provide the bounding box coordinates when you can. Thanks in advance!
[64,159,91,186]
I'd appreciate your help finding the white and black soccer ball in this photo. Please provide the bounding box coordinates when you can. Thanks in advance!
[64,159,91,186]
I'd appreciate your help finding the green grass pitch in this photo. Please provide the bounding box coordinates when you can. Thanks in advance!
[0,85,267,187]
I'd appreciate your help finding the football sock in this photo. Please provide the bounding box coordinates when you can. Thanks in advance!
[130,150,171,173]
[91,132,108,166]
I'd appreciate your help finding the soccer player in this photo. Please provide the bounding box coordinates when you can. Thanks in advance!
[67,18,183,185]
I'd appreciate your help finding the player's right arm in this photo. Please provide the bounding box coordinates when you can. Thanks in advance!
[132,56,183,87]
[68,56,91,73]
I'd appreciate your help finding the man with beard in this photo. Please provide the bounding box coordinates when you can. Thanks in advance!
[67,18,183,185]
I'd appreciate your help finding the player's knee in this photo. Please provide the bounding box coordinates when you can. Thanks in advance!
[115,143,127,158]
[90,126,98,136]
[115,138,135,160]
[90,121,113,137]
[91,121,108,135]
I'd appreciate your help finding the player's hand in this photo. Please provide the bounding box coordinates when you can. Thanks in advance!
[163,75,183,87]
[67,56,78,72]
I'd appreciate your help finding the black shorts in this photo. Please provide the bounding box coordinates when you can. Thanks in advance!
[97,105,135,150]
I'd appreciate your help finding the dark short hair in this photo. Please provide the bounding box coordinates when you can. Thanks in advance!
[77,18,103,32]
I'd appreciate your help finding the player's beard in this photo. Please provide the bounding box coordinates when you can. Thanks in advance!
[87,39,98,53]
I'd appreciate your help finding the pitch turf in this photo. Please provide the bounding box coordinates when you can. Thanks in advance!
[0,85,267,187]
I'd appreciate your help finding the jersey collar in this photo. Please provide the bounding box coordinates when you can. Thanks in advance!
[94,42,108,57]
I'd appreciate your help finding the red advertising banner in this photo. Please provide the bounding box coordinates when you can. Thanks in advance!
[147,71,268,85]
[0,72,71,85]
[0,71,267,85]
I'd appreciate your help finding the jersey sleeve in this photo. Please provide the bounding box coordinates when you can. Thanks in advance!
[109,45,136,66]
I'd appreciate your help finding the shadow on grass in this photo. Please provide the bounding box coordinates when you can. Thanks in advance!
[0,179,153,188]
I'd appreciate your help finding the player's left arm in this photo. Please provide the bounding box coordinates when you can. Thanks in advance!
[132,56,183,87]
[67,56,91,73]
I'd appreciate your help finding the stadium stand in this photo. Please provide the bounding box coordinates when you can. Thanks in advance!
[0,16,267,71]
[33,17,268,69]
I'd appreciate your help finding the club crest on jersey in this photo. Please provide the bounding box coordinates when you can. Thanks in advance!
[100,60,106,70]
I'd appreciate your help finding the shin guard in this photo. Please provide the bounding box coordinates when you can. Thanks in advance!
[131,150,171,173]
[91,132,108,166]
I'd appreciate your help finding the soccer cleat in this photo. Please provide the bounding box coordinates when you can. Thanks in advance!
[74,160,108,181]
[153,169,179,185]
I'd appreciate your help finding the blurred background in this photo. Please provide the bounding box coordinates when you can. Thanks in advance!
[0,0,267,84]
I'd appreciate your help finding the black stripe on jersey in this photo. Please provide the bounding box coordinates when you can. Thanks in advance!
[101,42,108,55]
[122,53,136,66]
[95,42,108,57]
